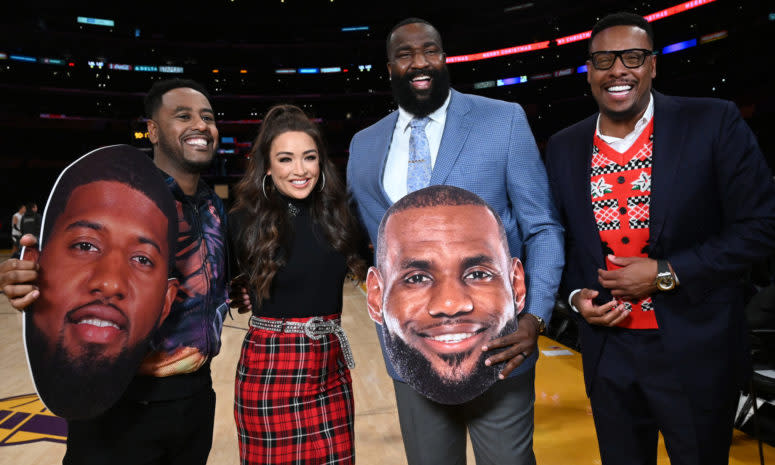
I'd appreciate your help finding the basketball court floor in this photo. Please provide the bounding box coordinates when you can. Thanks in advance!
[1,251,772,464]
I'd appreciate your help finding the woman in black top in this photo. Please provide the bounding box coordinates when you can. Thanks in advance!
[229,105,365,465]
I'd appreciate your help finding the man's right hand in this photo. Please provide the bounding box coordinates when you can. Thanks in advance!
[572,288,629,327]
[0,234,40,311]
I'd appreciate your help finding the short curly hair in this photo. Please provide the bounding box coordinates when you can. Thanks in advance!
[590,12,655,51]
[41,144,178,272]
[375,185,509,268]
[144,78,212,119]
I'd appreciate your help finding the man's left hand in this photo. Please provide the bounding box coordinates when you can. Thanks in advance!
[597,255,658,300]
[481,313,540,379]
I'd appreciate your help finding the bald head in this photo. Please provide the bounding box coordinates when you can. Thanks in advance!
[386,17,442,58]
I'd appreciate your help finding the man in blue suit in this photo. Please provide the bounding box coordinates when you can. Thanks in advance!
[347,17,564,465]
[545,12,775,465]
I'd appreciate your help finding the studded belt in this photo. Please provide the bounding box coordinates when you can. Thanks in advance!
[249,315,355,369]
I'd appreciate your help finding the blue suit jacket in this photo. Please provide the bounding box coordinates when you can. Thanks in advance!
[545,92,775,406]
[347,89,565,381]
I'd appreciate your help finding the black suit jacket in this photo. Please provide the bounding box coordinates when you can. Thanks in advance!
[545,92,775,406]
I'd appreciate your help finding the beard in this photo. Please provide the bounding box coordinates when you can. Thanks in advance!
[382,315,517,405]
[157,133,213,173]
[25,316,152,420]
[390,65,451,118]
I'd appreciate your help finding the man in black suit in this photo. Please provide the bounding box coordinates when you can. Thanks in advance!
[545,11,775,465]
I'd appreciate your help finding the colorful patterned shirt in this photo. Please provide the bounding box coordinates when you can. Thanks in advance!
[148,173,230,375]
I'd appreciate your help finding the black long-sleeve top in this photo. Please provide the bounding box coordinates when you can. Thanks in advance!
[230,196,347,318]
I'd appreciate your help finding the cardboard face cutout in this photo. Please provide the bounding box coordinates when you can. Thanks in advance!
[23,145,179,420]
[366,186,526,404]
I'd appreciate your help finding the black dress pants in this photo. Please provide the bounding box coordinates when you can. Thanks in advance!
[589,329,737,465]
[63,386,215,465]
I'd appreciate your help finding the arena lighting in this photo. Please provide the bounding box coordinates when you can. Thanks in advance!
[212,69,219,73]
[240,69,247,74]
[77,16,115,27]
[489,30,710,84]
[555,31,591,46]
[446,41,550,64]
[699,30,728,44]
[10,55,37,63]
[321,67,342,73]
[496,76,527,86]
[87,60,104,69]
[529,72,552,81]
[275,68,296,74]
[455,0,717,61]
[474,80,496,89]
[662,38,697,54]
[298,68,319,74]
[42,58,66,65]
[644,0,716,22]
[504,2,534,13]
[341,26,369,32]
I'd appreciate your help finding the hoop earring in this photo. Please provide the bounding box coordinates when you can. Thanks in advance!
[262,174,270,200]
[319,172,326,192]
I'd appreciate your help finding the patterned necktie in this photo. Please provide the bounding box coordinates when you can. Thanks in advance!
[407,117,431,193]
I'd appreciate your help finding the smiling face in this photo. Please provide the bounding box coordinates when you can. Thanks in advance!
[266,130,321,200]
[148,87,218,174]
[587,25,656,133]
[387,22,451,117]
[31,181,177,363]
[367,205,524,401]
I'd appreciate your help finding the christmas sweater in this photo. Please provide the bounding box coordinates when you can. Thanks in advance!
[591,120,657,329]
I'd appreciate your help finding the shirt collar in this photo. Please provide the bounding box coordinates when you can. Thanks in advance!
[596,92,654,141]
[397,91,452,131]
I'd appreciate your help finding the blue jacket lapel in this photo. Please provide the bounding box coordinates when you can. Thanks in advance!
[375,111,399,208]
[430,89,473,185]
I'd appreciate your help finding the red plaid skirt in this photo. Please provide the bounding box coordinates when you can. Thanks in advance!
[234,314,354,465]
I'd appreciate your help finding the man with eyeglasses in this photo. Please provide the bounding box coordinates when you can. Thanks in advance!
[545,11,775,465]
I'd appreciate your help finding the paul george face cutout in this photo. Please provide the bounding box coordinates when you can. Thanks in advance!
[367,186,525,404]
[23,145,179,419]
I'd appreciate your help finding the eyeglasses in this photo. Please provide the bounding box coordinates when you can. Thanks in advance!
[588,49,654,70]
